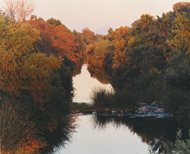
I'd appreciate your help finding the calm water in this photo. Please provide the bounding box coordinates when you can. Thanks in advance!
[66,66,150,154]
[0,64,184,154]
[56,115,150,154]
[55,65,178,154]
[72,64,113,103]
[55,115,179,154]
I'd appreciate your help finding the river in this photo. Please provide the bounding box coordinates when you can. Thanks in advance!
[56,114,178,154]
[55,64,178,154]
[0,64,182,154]
[72,64,113,103]
[57,115,150,154]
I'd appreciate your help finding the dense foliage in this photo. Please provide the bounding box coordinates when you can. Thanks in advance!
[1,1,190,153]
[0,13,83,153]
[88,2,190,115]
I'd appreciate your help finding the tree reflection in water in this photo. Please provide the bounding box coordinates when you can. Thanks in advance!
[0,96,76,154]
[92,115,181,153]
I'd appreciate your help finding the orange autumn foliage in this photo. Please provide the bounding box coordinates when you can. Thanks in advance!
[82,28,97,45]
[28,16,83,63]
[111,26,134,68]
[0,16,63,104]
[18,138,46,154]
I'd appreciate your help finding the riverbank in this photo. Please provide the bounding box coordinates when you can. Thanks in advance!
[71,102,171,118]
[71,102,95,114]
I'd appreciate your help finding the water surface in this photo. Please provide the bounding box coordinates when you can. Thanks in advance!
[57,115,150,154]
[73,64,113,103]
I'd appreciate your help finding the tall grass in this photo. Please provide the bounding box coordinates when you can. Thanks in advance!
[91,88,137,112]
[0,99,47,154]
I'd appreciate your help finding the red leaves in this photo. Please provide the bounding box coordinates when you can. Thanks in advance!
[29,17,82,63]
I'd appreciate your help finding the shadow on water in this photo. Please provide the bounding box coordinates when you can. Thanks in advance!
[92,115,190,153]
[0,96,76,154]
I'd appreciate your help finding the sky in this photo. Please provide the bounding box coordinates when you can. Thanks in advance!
[0,0,189,34]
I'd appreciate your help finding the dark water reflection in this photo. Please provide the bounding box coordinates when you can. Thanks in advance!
[0,96,75,154]
[93,115,179,153]
[1,101,190,154]
[57,115,190,154]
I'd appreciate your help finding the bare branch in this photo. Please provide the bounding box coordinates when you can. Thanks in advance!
[16,0,34,21]
[3,0,34,21]
[3,0,18,20]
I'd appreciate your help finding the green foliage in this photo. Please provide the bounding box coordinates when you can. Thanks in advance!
[111,44,166,91]
[151,130,190,154]
[0,14,78,107]
[46,18,62,26]
[71,103,94,114]
[87,2,190,116]
[91,88,114,109]
[163,88,186,114]
[163,51,190,114]
[135,70,164,104]
[164,51,190,91]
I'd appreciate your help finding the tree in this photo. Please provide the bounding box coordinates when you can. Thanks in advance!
[46,18,62,26]
[170,12,190,55]
[111,26,134,68]
[173,2,190,13]
[86,40,112,84]
[3,0,34,21]
[3,0,17,20]
[0,15,63,104]
[29,17,83,63]
[82,28,97,45]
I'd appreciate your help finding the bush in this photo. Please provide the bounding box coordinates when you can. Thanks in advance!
[91,88,114,109]
[0,99,47,154]
[91,88,137,112]
[134,70,164,105]
[162,89,187,114]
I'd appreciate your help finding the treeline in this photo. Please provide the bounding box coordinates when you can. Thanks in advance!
[0,13,86,105]
[87,2,190,115]
[0,13,85,153]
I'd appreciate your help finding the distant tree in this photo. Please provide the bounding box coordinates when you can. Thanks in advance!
[132,14,156,44]
[3,0,34,21]
[82,28,97,45]
[46,18,62,26]
[3,0,17,20]
[173,2,190,13]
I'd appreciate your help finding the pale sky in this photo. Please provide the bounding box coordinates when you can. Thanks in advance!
[0,0,188,34]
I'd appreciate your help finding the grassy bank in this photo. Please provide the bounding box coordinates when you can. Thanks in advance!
[71,102,95,114]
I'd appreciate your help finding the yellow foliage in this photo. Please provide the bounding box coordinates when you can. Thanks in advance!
[169,12,190,55]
